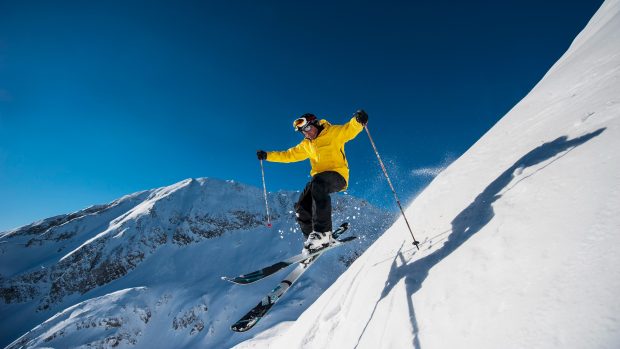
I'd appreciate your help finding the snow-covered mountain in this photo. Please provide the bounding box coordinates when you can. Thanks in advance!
[236,1,620,348]
[0,178,395,348]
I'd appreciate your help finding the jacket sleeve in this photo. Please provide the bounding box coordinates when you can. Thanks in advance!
[338,116,364,142]
[267,141,309,163]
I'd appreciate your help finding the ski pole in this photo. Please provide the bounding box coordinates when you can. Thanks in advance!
[260,159,272,228]
[364,125,420,249]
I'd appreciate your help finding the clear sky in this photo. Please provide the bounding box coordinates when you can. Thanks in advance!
[0,0,603,231]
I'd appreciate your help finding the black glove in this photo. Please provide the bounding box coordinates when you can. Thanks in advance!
[257,150,267,160]
[354,109,368,126]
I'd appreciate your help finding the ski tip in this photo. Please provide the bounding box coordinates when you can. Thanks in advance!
[231,325,247,332]
[222,277,250,285]
[231,320,256,332]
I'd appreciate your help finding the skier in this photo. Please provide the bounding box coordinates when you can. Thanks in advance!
[257,110,368,253]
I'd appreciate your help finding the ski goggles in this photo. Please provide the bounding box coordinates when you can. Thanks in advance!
[293,117,314,132]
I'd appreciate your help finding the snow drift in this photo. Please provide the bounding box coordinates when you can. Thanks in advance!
[236,1,620,348]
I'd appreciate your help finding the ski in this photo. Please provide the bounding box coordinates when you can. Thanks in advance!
[230,223,352,332]
[230,252,321,332]
[222,222,351,285]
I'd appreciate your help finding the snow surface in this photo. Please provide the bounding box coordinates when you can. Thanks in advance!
[235,1,620,348]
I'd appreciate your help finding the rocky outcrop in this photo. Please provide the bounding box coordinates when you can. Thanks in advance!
[172,304,209,335]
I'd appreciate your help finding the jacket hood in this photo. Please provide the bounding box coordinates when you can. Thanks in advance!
[318,119,332,128]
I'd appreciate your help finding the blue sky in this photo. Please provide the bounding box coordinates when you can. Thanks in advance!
[0,0,603,231]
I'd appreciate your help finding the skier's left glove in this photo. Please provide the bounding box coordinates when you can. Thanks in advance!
[354,109,368,126]
[257,150,267,160]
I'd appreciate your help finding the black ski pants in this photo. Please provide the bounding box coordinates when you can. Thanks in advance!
[295,171,347,238]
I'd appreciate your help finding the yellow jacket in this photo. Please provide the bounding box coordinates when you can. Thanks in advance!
[266,117,364,189]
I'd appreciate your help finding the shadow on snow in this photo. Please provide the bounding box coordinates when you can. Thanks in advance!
[355,128,606,349]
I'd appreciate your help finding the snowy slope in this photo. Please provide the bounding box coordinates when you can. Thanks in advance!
[0,178,395,348]
[236,1,620,348]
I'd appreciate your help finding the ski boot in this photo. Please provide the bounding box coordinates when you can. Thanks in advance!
[303,230,334,254]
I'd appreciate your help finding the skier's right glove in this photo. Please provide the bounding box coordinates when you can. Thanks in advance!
[354,109,368,126]
[257,150,267,160]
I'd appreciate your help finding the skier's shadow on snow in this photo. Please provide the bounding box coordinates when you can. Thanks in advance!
[355,128,606,349]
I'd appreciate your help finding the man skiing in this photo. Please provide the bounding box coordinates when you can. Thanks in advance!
[257,110,368,253]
